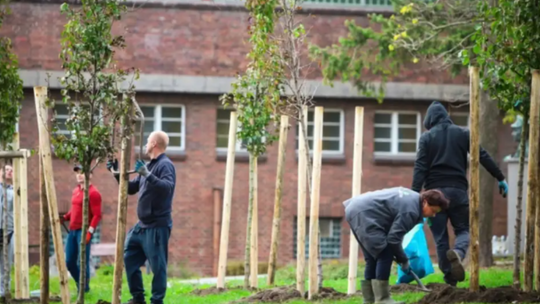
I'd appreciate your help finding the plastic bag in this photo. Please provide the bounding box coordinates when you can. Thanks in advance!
[396,220,434,284]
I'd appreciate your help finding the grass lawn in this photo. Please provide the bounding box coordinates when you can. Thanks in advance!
[22,263,524,304]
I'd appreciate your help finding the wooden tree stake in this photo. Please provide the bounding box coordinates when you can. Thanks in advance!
[308,107,323,299]
[216,111,238,289]
[12,133,22,299]
[39,153,50,304]
[347,107,364,294]
[469,66,480,292]
[525,69,540,292]
[296,106,308,295]
[112,102,134,304]
[534,70,540,292]
[249,156,259,288]
[34,86,70,304]
[213,188,222,277]
[267,115,290,286]
[19,150,29,298]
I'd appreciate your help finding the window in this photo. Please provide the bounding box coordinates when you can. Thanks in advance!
[134,105,185,151]
[53,104,101,137]
[296,109,345,155]
[293,218,342,259]
[449,113,470,127]
[216,108,247,152]
[374,112,421,155]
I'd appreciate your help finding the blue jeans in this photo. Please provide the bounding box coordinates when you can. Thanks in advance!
[429,187,469,285]
[65,230,91,292]
[124,224,170,304]
[360,243,394,281]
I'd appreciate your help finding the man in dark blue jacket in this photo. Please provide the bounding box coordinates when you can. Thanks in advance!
[108,131,176,304]
[412,101,508,286]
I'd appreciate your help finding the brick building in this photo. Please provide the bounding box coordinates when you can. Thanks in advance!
[2,0,515,276]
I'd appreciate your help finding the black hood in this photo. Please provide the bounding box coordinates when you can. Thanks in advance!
[423,101,453,130]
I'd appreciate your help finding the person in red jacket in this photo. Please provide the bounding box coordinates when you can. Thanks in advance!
[61,164,102,293]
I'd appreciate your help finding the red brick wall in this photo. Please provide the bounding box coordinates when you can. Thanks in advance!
[18,89,515,275]
[1,2,467,84]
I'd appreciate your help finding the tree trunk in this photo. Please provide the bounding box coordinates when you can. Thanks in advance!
[1,158,11,303]
[78,171,90,304]
[111,105,133,304]
[513,120,528,289]
[39,155,49,304]
[479,90,499,267]
[267,116,289,286]
[244,154,256,289]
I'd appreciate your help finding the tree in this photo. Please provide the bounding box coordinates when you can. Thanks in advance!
[220,0,284,289]
[50,1,138,302]
[0,0,24,301]
[309,0,507,270]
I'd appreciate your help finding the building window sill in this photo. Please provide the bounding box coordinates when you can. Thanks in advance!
[373,154,415,166]
[216,150,268,163]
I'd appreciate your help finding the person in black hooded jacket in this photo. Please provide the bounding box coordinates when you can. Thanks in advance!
[412,101,509,286]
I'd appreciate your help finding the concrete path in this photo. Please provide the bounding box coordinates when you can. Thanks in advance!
[177,274,267,285]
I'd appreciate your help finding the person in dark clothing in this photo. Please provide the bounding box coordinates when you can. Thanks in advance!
[412,101,509,286]
[107,130,176,304]
[344,187,449,304]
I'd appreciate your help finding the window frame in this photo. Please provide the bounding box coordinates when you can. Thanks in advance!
[215,107,248,153]
[135,104,186,152]
[449,112,470,128]
[373,111,422,156]
[295,108,345,155]
[52,103,103,137]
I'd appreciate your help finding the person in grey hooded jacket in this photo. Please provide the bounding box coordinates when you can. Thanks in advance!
[0,165,14,298]
[344,187,449,304]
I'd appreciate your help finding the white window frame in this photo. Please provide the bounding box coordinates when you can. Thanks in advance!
[53,103,103,136]
[216,108,247,153]
[296,108,345,155]
[373,111,422,156]
[135,104,186,152]
[449,112,470,127]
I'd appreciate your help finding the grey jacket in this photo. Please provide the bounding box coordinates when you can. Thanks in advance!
[343,187,423,263]
[0,184,14,234]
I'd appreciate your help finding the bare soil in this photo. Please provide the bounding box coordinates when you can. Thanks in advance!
[228,286,349,303]
[391,282,449,293]
[414,285,540,304]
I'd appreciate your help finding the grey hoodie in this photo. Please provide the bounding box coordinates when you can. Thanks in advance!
[0,184,13,235]
[343,187,423,263]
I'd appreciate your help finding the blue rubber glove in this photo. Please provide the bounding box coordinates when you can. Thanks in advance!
[498,180,508,198]
[135,160,149,177]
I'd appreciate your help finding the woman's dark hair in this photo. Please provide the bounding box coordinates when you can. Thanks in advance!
[421,189,450,210]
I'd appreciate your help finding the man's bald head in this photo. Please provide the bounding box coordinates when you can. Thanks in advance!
[145,131,169,159]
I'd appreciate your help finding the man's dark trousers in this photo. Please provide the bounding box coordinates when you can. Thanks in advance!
[65,230,91,292]
[124,223,171,304]
[429,187,469,285]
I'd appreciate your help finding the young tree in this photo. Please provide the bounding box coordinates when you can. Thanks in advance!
[50,1,138,302]
[220,0,284,289]
[0,0,24,301]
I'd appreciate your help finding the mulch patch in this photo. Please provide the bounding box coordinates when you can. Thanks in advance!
[391,282,449,293]
[228,286,349,303]
[95,300,111,304]
[7,296,62,303]
[414,285,540,304]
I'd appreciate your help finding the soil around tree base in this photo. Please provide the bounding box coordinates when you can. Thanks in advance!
[414,285,540,304]
[391,283,449,293]
[228,286,348,303]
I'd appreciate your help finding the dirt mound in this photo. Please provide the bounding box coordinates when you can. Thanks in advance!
[9,296,62,303]
[191,287,228,296]
[415,285,540,304]
[391,283,449,293]
[95,300,111,304]
[310,287,348,301]
[229,286,302,303]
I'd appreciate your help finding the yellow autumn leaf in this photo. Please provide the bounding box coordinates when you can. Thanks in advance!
[401,31,407,38]
[413,58,419,63]
[394,34,400,41]
[412,18,418,24]
[388,45,395,51]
